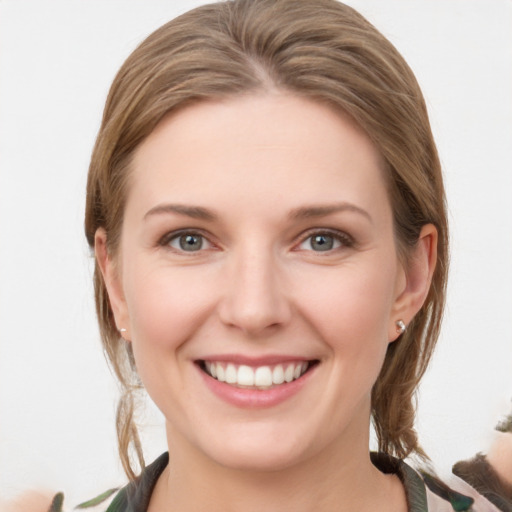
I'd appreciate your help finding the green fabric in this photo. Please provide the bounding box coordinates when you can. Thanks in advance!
[75,488,120,509]
[105,453,168,512]
[48,493,64,512]
[422,472,474,512]
[47,488,119,512]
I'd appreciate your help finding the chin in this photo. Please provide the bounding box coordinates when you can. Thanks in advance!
[195,426,316,473]
[210,446,307,473]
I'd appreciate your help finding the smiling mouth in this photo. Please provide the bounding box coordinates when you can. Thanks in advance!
[198,360,318,389]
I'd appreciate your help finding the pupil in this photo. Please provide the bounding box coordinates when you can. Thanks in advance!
[312,234,333,251]
[180,234,202,251]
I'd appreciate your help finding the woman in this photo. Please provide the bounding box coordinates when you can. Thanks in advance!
[6,0,506,511]
[84,0,449,510]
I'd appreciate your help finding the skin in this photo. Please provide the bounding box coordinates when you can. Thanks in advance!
[97,93,437,512]
[487,431,512,487]
[0,491,55,512]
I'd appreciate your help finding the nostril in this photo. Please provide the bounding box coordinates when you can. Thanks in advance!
[217,268,292,334]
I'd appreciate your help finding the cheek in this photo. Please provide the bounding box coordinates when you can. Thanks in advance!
[298,263,397,381]
[301,264,396,338]
[121,264,219,415]
[124,263,218,357]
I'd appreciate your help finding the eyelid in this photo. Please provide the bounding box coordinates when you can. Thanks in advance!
[294,228,355,251]
[158,228,217,252]
[157,227,354,253]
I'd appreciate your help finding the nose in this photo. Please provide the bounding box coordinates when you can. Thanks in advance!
[218,247,292,337]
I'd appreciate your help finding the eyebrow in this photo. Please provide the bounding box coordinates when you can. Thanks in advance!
[143,201,372,223]
[289,202,373,223]
[144,203,217,221]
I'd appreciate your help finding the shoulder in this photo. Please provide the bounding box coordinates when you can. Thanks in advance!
[106,453,169,512]
[372,452,503,512]
[101,451,508,512]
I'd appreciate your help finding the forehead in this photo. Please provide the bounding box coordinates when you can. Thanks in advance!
[128,93,390,220]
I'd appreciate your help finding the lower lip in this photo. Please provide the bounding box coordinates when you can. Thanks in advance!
[197,364,316,409]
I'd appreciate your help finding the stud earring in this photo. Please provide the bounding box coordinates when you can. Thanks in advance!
[395,320,406,335]
[119,328,127,333]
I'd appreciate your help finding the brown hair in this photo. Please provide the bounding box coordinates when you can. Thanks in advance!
[85,0,448,479]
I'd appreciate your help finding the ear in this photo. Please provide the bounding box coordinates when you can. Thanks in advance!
[389,224,438,342]
[95,228,131,341]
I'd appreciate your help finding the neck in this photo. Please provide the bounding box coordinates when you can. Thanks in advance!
[149,423,406,512]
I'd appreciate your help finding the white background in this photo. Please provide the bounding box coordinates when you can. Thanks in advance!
[1,0,511,505]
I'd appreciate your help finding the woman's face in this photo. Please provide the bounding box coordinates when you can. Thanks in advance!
[99,93,427,471]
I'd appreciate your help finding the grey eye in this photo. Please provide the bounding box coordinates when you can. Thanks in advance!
[310,234,335,251]
[299,233,342,252]
[170,233,207,252]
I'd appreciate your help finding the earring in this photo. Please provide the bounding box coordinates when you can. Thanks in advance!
[119,328,127,333]
[395,320,406,335]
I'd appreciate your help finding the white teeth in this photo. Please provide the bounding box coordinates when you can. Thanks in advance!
[237,365,255,386]
[225,363,237,384]
[284,364,295,383]
[216,365,226,382]
[272,365,285,384]
[254,366,272,387]
[206,361,310,387]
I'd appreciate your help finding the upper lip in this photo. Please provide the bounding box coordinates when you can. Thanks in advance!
[196,354,317,366]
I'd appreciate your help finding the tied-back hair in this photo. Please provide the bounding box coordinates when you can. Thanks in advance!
[85,0,448,479]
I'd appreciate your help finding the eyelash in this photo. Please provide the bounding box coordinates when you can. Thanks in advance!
[158,228,354,254]
[159,229,215,253]
[295,229,355,253]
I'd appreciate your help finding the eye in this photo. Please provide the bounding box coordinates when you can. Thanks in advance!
[298,231,352,252]
[166,232,212,252]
